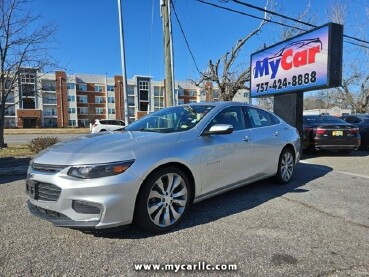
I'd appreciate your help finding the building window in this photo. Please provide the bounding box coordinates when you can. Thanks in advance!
[5,92,15,103]
[140,90,148,101]
[43,96,57,104]
[68,107,76,114]
[68,95,75,102]
[68,120,77,127]
[108,97,115,103]
[178,99,184,105]
[43,108,56,116]
[96,108,104,115]
[21,73,35,83]
[107,85,114,92]
[154,87,164,97]
[44,118,57,128]
[41,80,56,91]
[138,80,149,111]
[4,106,15,116]
[108,108,115,114]
[79,107,88,114]
[127,86,134,95]
[139,81,149,90]
[95,96,105,104]
[21,84,35,97]
[128,107,135,117]
[77,95,88,103]
[78,119,90,128]
[4,118,16,128]
[67,83,76,90]
[77,84,87,91]
[95,85,103,92]
[22,98,35,109]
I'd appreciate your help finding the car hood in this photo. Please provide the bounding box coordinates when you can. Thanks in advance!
[33,131,181,166]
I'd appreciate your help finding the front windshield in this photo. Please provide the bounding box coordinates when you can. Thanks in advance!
[125,105,215,133]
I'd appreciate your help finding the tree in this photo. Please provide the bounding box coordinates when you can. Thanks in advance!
[327,1,369,113]
[194,1,273,101]
[0,0,57,148]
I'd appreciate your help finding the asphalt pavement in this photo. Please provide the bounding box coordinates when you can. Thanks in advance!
[0,151,368,276]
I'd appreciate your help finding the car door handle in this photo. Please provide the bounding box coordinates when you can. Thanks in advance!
[243,136,252,142]
[274,131,280,137]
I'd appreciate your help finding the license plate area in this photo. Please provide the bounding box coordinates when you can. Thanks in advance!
[26,180,38,199]
[332,130,343,136]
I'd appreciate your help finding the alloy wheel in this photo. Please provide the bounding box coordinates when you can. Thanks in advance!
[147,173,188,228]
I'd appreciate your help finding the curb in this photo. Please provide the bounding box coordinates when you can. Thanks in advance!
[0,166,28,176]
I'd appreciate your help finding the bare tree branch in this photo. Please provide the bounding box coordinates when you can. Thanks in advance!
[194,0,273,101]
[0,0,58,147]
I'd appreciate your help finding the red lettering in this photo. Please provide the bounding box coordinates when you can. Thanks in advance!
[280,46,321,71]
[293,49,307,67]
[281,48,293,70]
[308,46,320,64]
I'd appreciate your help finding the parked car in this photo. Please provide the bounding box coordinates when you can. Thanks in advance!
[26,102,300,233]
[303,115,360,153]
[340,114,369,149]
[90,119,125,133]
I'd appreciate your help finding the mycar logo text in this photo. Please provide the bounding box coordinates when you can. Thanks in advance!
[253,39,323,80]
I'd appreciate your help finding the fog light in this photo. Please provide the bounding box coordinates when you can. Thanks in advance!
[72,200,102,214]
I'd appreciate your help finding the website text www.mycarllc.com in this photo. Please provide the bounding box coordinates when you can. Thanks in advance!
[134,262,238,273]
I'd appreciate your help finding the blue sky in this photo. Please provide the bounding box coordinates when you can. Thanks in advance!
[27,0,368,81]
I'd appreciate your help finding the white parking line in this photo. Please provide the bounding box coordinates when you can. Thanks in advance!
[299,160,369,179]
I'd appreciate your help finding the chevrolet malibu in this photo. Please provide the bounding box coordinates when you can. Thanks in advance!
[26,102,300,233]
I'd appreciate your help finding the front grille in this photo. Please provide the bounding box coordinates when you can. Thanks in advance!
[37,182,62,202]
[32,163,67,174]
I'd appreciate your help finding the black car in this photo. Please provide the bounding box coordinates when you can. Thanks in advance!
[303,115,361,153]
[340,114,369,149]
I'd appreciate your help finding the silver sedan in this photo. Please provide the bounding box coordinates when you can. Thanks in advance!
[26,102,300,233]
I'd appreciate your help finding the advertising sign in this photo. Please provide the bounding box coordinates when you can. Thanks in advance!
[250,23,343,97]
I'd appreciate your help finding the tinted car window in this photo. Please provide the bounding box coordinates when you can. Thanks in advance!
[244,107,278,128]
[208,106,245,131]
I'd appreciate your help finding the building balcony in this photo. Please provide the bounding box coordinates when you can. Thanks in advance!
[41,87,56,92]
[43,112,57,117]
[43,100,57,105]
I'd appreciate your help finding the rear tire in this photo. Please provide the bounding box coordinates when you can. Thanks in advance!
[134,166,191,233]
[274,148,295,184]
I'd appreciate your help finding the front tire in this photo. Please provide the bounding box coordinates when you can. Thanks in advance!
[274,148,295,184]
[134,167,191,233]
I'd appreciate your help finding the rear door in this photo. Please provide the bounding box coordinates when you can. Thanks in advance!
[242,107,284,177]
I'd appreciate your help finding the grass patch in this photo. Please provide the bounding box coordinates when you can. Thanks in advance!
[0,144,34,158]
[4,128,90,135]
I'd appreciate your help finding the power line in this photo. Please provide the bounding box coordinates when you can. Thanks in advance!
[196,0,308,31]
[170,0,202,74]
[229,0,369,46]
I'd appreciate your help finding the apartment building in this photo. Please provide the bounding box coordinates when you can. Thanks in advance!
[3,71,222,128]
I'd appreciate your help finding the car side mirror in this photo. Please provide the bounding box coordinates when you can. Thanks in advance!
[202,124,234,136]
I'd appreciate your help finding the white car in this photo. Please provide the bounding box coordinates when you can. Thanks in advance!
[90,119,125,133]
[26,102,300,233]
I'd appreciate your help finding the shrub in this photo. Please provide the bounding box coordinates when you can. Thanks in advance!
[29,136,60,154]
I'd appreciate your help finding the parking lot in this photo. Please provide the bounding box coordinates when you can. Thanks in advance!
[1,151,368,276]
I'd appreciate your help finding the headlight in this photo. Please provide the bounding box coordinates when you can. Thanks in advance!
[67,160,134,179]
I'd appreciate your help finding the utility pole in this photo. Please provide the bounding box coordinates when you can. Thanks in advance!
[161,0,174,107]
[117,0,129,124]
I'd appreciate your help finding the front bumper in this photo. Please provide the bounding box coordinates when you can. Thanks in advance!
[26,165,142,230]
[28,201,99,229]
